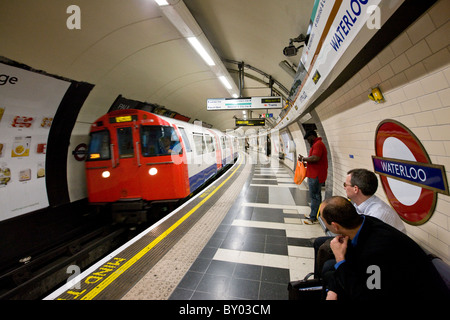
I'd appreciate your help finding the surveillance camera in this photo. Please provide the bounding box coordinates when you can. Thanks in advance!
[283,33,307,56]
[283,45,298,57]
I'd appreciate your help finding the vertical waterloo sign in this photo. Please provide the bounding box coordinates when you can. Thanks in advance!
[372,120,449,225]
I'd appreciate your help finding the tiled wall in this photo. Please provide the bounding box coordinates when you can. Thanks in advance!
[315,0,450,262]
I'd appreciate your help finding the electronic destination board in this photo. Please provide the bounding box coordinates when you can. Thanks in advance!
[207,96,282,111]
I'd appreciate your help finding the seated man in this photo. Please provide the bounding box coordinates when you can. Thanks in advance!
[321,196,449,300]
[345,168,406,233]
[313,168,406,277]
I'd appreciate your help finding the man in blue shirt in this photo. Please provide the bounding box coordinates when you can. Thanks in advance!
[320,196,449,300]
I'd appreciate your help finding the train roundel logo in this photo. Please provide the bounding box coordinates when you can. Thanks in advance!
[73,143,87,161]
[372,120,449,225]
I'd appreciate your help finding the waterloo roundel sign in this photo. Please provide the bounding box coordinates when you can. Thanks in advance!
[372,120,449,225]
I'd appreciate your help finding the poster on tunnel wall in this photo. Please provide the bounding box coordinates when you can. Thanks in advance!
[0,63,71,221]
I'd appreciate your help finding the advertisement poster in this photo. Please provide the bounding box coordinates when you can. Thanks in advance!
[280,131,294,161]
[0,63,71,221]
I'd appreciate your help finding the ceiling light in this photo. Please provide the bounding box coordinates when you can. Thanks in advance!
[158,1,238,97]
[219,76,232,90]
[187,37,215,66]
[155,0,169,6]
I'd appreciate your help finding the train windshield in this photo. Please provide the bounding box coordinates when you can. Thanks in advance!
[87,130,110,161]
[140,126,182,157]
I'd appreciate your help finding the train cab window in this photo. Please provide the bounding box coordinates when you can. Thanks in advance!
[117,127,134,158]
[178,127,192,152]
[140,126,181,157]
[193,134,205,155]
[205,135,215,152]
[87,130,110,161]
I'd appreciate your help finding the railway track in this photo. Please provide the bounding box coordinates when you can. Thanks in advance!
[0,224,129,300]
[0,163,235,300]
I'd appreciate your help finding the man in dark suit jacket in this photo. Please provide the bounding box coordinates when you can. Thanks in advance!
[320,196,449,300]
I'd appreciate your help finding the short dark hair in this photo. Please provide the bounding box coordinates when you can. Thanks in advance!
[303,130,317,139]
[321,196,363,229]
[347,168,378,196]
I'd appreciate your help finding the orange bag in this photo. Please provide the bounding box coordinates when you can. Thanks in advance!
[294,161,306,185]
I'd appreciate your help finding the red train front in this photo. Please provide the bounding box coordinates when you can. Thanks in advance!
[85,109,190,222]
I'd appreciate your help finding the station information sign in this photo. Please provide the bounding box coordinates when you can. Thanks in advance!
[207,96,282,111]
[372,119,449,225]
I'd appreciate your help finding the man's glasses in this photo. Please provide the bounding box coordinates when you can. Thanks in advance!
[343,182,354,187]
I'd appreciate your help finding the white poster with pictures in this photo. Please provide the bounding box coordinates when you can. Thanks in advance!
[0,63,71,221]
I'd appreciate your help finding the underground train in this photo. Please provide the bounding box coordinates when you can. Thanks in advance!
[85,108,239,222]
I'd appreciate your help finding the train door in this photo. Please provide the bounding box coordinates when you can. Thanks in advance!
[112,125,142,199]
[230,137,235,159]
[220,136,228,165]
[208,130,222,169]
[227,137,233,164]
[191,133,206,190]
[204,134,217,179]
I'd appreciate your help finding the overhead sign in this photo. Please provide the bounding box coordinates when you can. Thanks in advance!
[207,96,282,111]
[279,0,406,129]
[372,120,449,225]
[235,119,265,127]
[109,95,191,122]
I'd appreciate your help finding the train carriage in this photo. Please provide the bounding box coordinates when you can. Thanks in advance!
[85,109,238,222]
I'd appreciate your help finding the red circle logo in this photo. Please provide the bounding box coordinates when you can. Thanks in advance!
[73,143,87,162]
[374,120,436,225]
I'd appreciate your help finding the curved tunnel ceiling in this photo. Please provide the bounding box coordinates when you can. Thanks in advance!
[0,0,313,131]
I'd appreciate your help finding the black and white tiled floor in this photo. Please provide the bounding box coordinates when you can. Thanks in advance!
[170,162,324,300]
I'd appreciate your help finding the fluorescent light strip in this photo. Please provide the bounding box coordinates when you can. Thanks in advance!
[219,76,232,90]
[155,0,169,6]
[157,0,238,97]
[187,37,215,66]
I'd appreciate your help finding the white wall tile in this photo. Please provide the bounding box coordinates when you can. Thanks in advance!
[311,0,450,262]
[420,71,448,94]
[405,39,433,65]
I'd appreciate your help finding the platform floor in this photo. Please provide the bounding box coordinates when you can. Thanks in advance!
[46,152,325,300]
[123,153,324,300]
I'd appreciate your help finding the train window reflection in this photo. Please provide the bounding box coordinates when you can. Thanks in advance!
[205,135,215,152]
[178,127,192,152]
[193,134,205,155]
[117,127,134,158]
[87,130,110,161]
[140,126,182,157]
[221,137,227,149]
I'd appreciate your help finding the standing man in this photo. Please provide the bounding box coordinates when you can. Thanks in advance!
[298,130,328,224]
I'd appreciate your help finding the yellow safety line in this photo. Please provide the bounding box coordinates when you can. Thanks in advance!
[80,159,243,300]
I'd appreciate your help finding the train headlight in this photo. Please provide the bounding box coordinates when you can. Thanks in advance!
[149,168,158,176]
[102,171,111,178]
